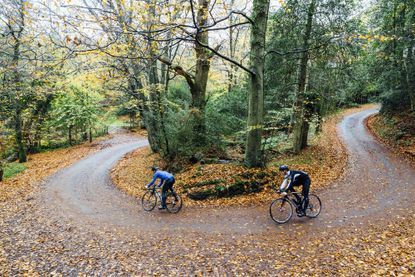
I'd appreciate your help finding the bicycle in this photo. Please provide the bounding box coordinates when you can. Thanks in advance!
[269,186,321,224]
[141,185,183,213]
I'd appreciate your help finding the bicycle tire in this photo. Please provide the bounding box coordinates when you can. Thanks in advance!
[141,190,157,211]
[305,194,321,218]
[270,198,293,224]
[166,192,182,214]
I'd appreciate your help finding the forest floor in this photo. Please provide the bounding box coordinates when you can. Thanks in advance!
[1,105,415,275]
[0,135,112,203]
[112,104,377,207]
[367,112,415,168]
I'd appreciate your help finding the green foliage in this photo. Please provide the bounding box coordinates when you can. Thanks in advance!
[183,179,224,190]
[3,162,26,179]
[161,85,248,161]
[206,87,248,136]
[380,89,410,114]
[168,81,192,106]
[369,0,415,115]
[49,85,101,143]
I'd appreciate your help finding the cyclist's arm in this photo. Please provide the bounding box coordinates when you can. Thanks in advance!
[157,180,165,187]
[148,172,160,187]
[280,178,290,192]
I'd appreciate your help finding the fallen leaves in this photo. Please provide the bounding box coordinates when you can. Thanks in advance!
[367,113,415,168]
[111,105,377,207]
[0,135,111,202]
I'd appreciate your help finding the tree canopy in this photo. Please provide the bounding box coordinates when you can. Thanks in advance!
[0,0,413,178]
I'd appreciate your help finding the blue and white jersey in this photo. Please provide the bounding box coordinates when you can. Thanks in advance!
[148,170,174,187]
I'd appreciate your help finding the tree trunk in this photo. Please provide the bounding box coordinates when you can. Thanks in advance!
[157,92,170,157]
[13,108,26,163]
[244,0,270,168]
[406,37,415,111]
[143,0,169,154]
[292,0,316,154]
[189,0,211,146]
[11,9,26,163]
[227,0,235,93]
[68,125,73,145]
[0,161,4,182]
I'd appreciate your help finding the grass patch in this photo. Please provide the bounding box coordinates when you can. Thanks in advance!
[3,162,27,179]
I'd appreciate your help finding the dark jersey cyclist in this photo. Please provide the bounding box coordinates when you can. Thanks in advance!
[145,166,176,210]
[278,165,311,217]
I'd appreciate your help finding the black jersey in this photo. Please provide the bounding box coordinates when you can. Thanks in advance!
[280,170,310,191]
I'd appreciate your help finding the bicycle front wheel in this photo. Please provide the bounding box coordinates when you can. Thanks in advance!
[166,192,182,214]
[270,198,293,224]
[305,194,321,218]
[141,190,157,211]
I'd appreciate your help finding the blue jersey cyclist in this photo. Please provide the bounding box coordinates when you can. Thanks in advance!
[145,166,176,210]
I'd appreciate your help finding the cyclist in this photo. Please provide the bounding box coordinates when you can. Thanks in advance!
[278,165,310,217]
[145,166,176,210]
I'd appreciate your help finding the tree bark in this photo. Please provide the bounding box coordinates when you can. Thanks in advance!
[68,125,73,145]
[188,0,211,146]
[227,0,236,93]
[10,0,26,163]
[405,25,415,110]
[244,0,270,167]
[14,109,26,162]
[143,0,164,153]
[292,0,316,154]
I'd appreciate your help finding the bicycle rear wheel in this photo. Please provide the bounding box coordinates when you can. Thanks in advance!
[305,194,321,218]
[166,192,182,214]
[142,190,157,211]
[270,198,293,224]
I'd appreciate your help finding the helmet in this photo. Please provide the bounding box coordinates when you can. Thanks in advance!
[151,166,159,172]
[279,165,289,171]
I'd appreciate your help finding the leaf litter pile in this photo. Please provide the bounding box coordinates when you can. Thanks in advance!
[2,104,415,275]
[367,113,415,167]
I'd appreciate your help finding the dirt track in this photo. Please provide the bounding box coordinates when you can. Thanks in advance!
[1,107,414,275]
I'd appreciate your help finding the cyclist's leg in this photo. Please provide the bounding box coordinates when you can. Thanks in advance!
[162,179,174,208]
[169,178,177,199]
[161,183,169,208]
[288,186,302,204]
[301,179,311,212]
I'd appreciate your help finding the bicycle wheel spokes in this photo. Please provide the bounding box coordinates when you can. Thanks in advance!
[166,193,182,214]
[305,194,321,218]
[141,190,157,211]
[269,198,293,224]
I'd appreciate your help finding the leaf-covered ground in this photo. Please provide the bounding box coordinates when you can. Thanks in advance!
[1,191,414,275]
[2,104,414,275]
[367,113,415,167]
[0,137,111,202]
[111,104,377,207]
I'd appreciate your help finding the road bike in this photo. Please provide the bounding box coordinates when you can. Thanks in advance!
[141,186,183,213]
[269,186,321,224]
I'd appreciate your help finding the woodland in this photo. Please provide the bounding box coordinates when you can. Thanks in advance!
[0,0,414,180]
[1,1,415,275]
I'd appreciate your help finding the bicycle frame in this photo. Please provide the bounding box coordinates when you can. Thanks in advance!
[282,191,303,208]
[272,184,303,208]
[149,186,163,201]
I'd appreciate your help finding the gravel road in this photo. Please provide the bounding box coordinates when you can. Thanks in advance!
[1,107,414,275]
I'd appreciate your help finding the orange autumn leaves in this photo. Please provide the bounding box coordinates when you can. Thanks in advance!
[367,113,415,168]
[111,106,377,207]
